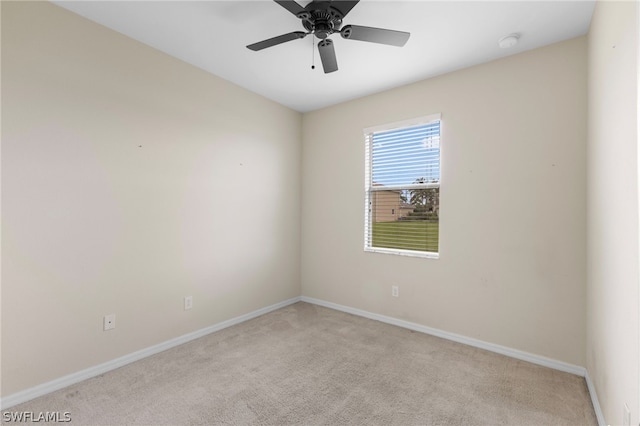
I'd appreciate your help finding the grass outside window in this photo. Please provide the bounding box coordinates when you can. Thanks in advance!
[371,221,439,253]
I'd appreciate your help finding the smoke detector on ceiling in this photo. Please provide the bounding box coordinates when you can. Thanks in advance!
[498,33,520,49]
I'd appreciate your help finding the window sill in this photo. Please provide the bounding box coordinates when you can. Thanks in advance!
[364,247,439,259]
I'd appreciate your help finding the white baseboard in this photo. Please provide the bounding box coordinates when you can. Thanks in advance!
[0,296,302,410]
[301,296,609,424]
[584,370,606,426]
[2,294,605,425]
[301,296,586,376]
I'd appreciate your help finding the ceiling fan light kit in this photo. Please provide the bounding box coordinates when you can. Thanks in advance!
[247,0,411,74]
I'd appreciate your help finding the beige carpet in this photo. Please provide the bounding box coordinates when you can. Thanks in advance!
[3,302,597,425]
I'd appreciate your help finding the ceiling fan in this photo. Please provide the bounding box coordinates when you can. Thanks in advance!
[246,0,410,74]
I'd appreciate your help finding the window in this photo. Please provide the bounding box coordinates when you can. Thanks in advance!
[364,114,441,258]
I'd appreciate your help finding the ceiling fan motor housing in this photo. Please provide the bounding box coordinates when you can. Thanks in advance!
[299,1,344,39]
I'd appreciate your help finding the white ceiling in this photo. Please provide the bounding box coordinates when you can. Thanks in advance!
[53,1,595,113]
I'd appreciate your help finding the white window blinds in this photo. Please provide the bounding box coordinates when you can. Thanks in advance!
[364,115,441,258]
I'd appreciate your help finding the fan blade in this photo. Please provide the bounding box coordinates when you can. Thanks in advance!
[318,39,338,73]
[247,31,307,51]
[341,25,410,47]
[274,0,305,17]
[330,1,359,18]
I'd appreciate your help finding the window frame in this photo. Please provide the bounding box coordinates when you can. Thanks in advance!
[363,113,442,259]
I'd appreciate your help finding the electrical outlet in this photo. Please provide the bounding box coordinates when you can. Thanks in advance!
[103,314,116,331]
[184,296,193,311]
[392,285,399,297]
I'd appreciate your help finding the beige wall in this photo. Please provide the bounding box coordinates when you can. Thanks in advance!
[5,1,639,417]
[302,37,588,366]
[587,1,639,425]
[1,2,302,396]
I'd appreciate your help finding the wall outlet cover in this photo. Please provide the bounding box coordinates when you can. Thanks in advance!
[184,296,193,311]
[103,314,116,331]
